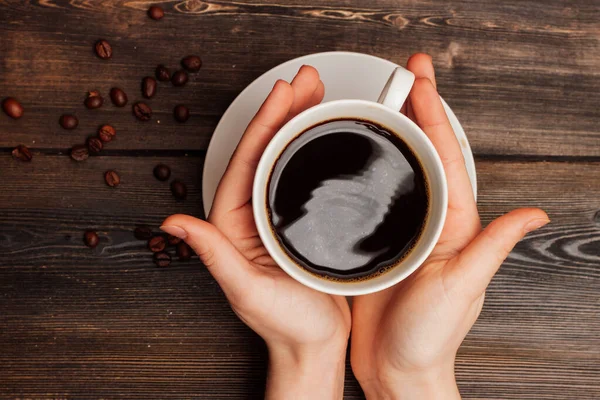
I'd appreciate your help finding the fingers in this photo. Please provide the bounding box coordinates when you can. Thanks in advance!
[287,65,323,119]
[407,53,437,88]
[444,208,549,301]
[161,215,258,304]
[210,79,294,218]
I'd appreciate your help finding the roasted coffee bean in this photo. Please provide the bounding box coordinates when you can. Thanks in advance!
[153,164,171,181]
[12,145,32,162]
[171,70,188,87]
[85,91,104,109]
[176,242,192,261]
[87,137,103,154]
[134,225,153,240]
[148,6,164,20]
[148,236,166,253]
[59,114,78,130]
[98,124,116,142]
[110,87,128,107]
[181,55,202,72]
[173,104,189,123]
[70,144,89,161]
[2,97,23,119]
[95,39,112,59]
[133,102,152,121]
[142,76,157,99]
[170,180,187,200]
[167,235,182,246]
[84,230,99,248]
[154,251,171,267]
[155,64,170,81]
[104,170,120,187]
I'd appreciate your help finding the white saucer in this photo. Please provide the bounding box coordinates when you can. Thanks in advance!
[202,52,477,213]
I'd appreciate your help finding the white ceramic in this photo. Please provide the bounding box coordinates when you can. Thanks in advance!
[202,52,476,215]
[252,66,448,296]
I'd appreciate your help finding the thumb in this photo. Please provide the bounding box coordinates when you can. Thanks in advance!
[444,208,549,301]
[161,214,256,301]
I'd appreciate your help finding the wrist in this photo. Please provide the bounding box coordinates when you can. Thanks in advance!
[361,363,460,400]
[266,341,348,400]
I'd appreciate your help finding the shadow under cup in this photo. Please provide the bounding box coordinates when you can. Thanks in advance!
[253,100,448,296]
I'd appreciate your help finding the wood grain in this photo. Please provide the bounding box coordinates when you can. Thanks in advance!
[0,0,598,156]
[1,155,599,398]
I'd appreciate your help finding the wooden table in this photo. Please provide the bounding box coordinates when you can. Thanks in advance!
[1,1,598,398]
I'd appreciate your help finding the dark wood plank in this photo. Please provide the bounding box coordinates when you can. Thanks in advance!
[1,155,599,398]
[0,0,598,156]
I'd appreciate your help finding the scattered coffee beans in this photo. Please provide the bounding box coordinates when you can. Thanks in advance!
[87,137,103,154]
[133,102,152,121]
[95,39,112,59]
[134,225,154,240]
[84,230,99,248]
[98,124,116,142]
[153,164,171,181]
[176,242,192,261]
[110,87,128,107]
[148,236,166,252]
[181,55,202,72]
[104,170,120,187]
[148,6,164,20]
[154,251,171,267]
[173,105,189,122]
[167,235,182,246]
[170,180,187,200]
[142,76,157,99]
[12,145,32,162]
[70,144,89,161]
[85,91,104,109]
[171,70,188,87]
[155,65,170,81]
[2,97,23,119]
[59,114,78,129]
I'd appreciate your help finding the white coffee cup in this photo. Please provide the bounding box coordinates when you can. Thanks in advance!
[252,67,448,296]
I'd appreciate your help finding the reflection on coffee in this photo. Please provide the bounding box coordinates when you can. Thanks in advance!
[267,118,429,281]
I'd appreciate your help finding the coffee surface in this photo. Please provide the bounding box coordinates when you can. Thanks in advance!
[267,119,429,281]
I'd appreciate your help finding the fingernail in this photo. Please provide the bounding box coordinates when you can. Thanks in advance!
[160,225,187,239]
[524,218,550,233]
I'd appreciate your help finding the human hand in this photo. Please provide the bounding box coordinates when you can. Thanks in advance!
[350,54,549,399]
[161,66,350,399]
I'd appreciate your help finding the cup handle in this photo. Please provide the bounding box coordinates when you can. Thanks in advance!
[377,67,415,111]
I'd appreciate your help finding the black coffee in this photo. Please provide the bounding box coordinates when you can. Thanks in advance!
[267,119,429,281]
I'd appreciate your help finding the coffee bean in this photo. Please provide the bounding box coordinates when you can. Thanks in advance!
[133,102,152,121]
[84,230,99,248]
[148,6,164,20]
[70,144,89,161]
[104,170,120,187]
[134,225,153,240]
[170,180,187,200]
[59,114,78,130]
[85,91,104,109]
[148,236,166,252]
[153,164,171,181]
[98,124,116,142]
[110,87,128,107]
[142,76,157,99]
[87,137,103,154]
[173,105,189,123]
[181,55,202,72]
[167,235,182,246]
[95,39,112,59]
[2,97,23,119]
[155,65,170,81]
[154,251,171,267]
[12,145,32,162]
[176,242,192,261]
[171,70,188,87]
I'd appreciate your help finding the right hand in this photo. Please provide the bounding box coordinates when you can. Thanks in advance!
[350,54,549,399]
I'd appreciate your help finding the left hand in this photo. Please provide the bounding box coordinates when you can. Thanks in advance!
[161,66,350,399]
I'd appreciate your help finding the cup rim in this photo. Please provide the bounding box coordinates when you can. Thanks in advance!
[252,99,448,296]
